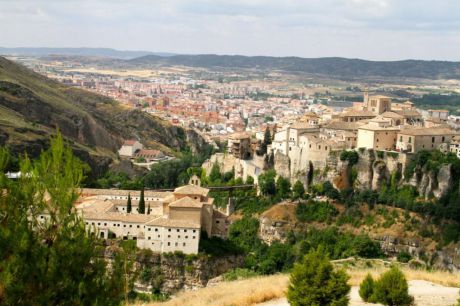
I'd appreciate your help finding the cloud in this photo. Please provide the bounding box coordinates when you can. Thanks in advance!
[0,0,459,60]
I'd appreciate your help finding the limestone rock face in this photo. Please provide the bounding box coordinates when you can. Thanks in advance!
[133,252,244,294]
[372,160,389,190]
[274,151,290,179]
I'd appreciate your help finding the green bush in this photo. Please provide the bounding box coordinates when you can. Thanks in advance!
[340,150,359,166]
[222,268,260,281]
[296,200,338,223]
[372,266,414,306]
[359,273,375,302]
[287,248,350,306]
[397,251,412,263]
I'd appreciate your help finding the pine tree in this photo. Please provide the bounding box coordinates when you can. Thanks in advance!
[0,133,125,305]
[359,273,375,302]
[287,247,350,306]
[139,188,145,214]
[127,193,132,213]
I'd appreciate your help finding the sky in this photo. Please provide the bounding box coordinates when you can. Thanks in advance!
[1,0,460,61]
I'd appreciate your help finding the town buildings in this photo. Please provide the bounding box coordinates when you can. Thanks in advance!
[70,184,229,254]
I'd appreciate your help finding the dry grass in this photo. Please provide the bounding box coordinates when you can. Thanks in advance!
[137,263,460,306]
[140,274,288,306]
[347,267,460,287]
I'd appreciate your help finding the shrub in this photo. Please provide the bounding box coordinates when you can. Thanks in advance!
[296,200,338,223]
[287,248,350,306]
[397,251,412,263]
[372,266,414,306]
[340,150,359,166]
[359,273,375,302]
[222,268,260,281]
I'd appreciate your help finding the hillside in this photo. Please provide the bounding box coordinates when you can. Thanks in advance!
[0,57,196,175]
[127,54,460,80]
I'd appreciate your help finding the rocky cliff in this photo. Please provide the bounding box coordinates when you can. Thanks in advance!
[104,247,244,294]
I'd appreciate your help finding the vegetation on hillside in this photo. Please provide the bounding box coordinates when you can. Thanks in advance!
[0,134,132,305]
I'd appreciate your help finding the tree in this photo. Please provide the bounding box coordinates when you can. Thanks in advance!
[139,188,145,214]
[276,176,291,199]
[209,162,221,183]
[287,247,350,306]
[0,133,125,305]
[258,127,272,155]
[258,170,277,196]
[372,266,413,306]
[292,181,305,200]
[127,193,132,213]
[359,274,375,302]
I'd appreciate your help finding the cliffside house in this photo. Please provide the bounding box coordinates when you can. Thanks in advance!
[118,140,143,158]
[396,127,458,153]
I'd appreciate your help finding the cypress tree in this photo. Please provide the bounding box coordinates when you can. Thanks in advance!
[127,193,132,213]
[139,188,145,214]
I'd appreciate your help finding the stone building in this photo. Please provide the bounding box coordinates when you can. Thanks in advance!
[42,185,230,254]
[396,127,458,153]
[118,140,143,157]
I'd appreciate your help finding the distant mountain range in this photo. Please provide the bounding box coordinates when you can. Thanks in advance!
[2,47,460,79]
[127,54,460,80]
[0,47,175,59]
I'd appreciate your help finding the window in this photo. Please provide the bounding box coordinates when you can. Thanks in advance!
[185,236,188,239]
[104,223,107,226]
[98,223,101,226]
[137,225,140,228]
[167,242,170,246]
[123,225,126,227]
[177,229,180,232]
[192,236,196,239]
[178,235,181,238]
[168,235,171,238]
[148,237,151,240]
[408,137,412,144]
[148,228,151,231]
[442,136,445,141]
[129,225,132,228]
[184,229,187,232]
[158,235,160,238]
[155,228,158,232]
[432,137,435,143]
[168,229,171,232]
[193,230,196,233]
[216,220,220,224]
[175,242,178,247]
[183,243,186,247]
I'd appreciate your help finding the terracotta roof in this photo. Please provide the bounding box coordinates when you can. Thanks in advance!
[83,212,158,223]
[398,127,458,136]
[393,110,422,117]
[123,140,138,146]
[76,199,114,213]
[381,111,404,119]
[323,121,363,130]
[173,185,209,196]
[168,196,204,209]
[80,188,173,198]
[135,149,164,158]
[146,217,201,229]
[340,110,376,118]
[228,132,251,140]
[290,122,318,130]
